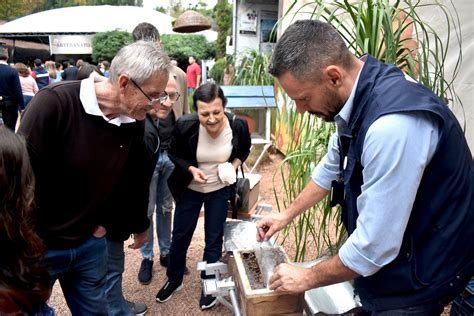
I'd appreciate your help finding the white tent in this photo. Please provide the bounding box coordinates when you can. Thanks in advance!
[0,5,174,35]
[0,5,216,58]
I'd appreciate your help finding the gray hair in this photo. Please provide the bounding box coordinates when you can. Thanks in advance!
[269,20,354,82]
[109,40,170,84]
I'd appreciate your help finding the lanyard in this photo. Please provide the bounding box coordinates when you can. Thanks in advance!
[329,133,352,207]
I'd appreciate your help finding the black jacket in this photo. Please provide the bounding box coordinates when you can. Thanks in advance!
[168,112,251,201]
[105,114,160,241]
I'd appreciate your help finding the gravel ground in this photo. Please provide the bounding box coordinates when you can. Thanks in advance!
[46,150,452,315]
[48,151,282,315]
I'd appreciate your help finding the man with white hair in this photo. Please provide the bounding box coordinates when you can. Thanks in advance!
[19,41,170,315]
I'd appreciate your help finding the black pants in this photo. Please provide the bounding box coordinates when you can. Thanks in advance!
[358,302,445,316]
[166,186,231,283]
[0,99,18,131]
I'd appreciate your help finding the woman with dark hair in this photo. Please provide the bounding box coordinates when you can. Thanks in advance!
[0,126,53,314]
[76,62,104,80]
[156,82,251,310]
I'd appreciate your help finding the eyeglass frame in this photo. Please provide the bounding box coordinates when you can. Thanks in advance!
[166,91,180,102]
[129,78,168,105]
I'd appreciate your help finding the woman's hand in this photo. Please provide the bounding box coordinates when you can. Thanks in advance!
[188,166,208,183]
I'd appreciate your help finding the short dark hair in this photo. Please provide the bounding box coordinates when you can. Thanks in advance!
[76,62,103,80]
[34,58,42,67]
[269,20,353,82]
[193,82,227,111]
[101,60,110,70]
[132,22,160,42]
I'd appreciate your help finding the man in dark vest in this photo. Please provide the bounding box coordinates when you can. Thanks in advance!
[256,20,473,314]
[32,58,49,90]
[61,59,78,81]
[0,44,24,130]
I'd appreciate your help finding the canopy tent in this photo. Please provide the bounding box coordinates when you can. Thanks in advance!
[0,5,175,61]
[0,5,216,61]
[0,5,174,36]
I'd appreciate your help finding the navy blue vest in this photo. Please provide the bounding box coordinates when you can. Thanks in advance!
[341,55,474,310]
[33,67,49,90]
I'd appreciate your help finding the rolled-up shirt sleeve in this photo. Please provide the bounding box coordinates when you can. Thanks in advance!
[339,112,438,277]
[311,133,340,190]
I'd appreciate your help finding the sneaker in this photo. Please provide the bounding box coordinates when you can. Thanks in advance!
[156,280,183,303]
[126,300,147,316]
[138,258,153,285]
[199,290,218,310]
[159,254,169,267]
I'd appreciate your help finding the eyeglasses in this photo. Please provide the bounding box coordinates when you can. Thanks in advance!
[129,78,168,105]
[165,92,180,102]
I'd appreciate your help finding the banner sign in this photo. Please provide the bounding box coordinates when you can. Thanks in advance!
[50,35,93,54]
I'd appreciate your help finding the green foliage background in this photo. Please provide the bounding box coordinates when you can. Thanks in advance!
[209,57,227,84]
[33,0,142,13]
[91,30,132,63]
[214,0,232,59]
[161,34,215,69]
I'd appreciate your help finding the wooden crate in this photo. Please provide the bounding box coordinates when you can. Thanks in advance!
[230,249,304,316]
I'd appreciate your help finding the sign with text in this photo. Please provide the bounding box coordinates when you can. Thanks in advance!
[50,35,93,54]
[239,9,257,35]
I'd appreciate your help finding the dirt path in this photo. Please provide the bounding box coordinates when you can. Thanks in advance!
[48,151,283,315]
[46,150,452,315]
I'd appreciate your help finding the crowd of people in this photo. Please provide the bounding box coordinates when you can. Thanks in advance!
[0,17,473,316]
[0,45,113,130]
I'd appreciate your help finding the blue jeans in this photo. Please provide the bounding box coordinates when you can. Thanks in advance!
[106,240,132,316]
[167,186,231,283]
[44,236,107,315]
[32,303,55,315]
[140,151,174,259]
[23,95,33,108]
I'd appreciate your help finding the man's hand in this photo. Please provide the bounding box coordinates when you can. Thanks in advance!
[268,255,359,294]
[268,263,313,294]
[189,166,208,184]
[93,225,107,238]
[128,231,148,249]
[256,212,291,242]
[257,181,330,242]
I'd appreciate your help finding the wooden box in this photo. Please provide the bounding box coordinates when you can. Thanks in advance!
[229,249,304,316]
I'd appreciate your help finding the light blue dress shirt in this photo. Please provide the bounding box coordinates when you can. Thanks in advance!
[312,71,439,277]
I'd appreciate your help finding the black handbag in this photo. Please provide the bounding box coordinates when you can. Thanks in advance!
[230,165,250,219]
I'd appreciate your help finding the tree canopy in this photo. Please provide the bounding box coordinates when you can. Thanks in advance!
[91,30,132,63]
[161,34,215,69]
[214,0,232,59]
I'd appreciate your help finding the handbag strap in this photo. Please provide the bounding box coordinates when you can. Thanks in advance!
[230,113,246,179]
[238,164,245,179]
